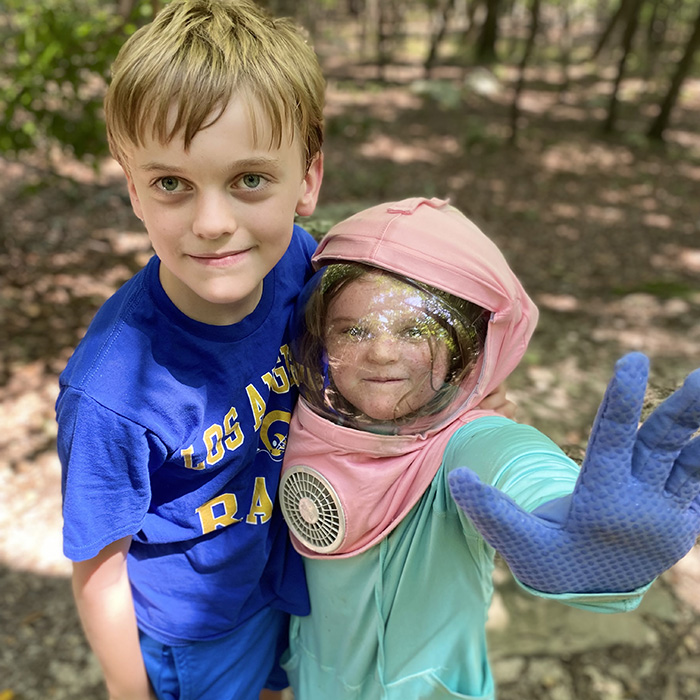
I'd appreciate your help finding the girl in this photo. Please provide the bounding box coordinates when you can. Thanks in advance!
[279,197,700,699]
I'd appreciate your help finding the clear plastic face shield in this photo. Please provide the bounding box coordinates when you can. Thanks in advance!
[291,263,488,435]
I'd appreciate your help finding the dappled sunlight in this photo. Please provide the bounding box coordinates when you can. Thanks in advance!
[537,293,580,312]
[516,90,561,116]
[652,245,700,275]
[105,228,152,258]
[540,142,636,175]
[667,548,700,614]
[642,211,674,229]
[590,294,700,357]
[325,83,423,119]
[0,165,153,585]
[583,203,626,225]
[509,355,600,447]
[677,161,700,181]
[0,359,70,577]
[359,132,460,163]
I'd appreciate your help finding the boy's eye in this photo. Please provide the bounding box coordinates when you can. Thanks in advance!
[158,176,182,192]
[240,173,263,189]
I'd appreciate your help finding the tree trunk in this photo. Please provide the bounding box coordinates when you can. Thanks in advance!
[591,0,628,60]
[475,0,501,64]
[643,0,665,81]
[648,2,700,140]
[376,0,391,80]
[425,0,457,77]
[602,0,643,133]
[508,0,540,144]
[557,0,572,98]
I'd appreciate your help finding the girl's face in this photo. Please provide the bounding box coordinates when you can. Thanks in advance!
[325,275,452,421]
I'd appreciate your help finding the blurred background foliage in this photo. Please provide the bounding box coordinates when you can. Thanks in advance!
[0,0,699,166]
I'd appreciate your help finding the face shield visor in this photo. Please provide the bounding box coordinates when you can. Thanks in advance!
[290,263,488,435]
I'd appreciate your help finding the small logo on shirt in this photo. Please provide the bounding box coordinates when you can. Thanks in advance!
[258,410,291,462]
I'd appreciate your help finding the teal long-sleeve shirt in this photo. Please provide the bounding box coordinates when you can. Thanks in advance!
[282,417,650,700]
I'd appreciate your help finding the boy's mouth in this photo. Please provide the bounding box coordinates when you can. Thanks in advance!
[189,249,250,266]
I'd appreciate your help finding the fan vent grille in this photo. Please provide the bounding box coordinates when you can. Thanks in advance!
[280,466,345,553]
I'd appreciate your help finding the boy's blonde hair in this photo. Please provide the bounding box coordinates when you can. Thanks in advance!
[105,0,324,170]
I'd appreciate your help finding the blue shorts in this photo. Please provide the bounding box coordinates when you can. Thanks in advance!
[139,607,290,700]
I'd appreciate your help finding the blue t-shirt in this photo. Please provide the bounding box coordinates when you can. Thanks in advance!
[57,225,316,645]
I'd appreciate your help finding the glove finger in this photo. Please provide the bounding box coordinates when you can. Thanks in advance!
[579,353,648,489]
[448,468,546,553]
[664,435,700,508]
[632,368,700,487]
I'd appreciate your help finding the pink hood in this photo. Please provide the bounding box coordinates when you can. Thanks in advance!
[280,197,538,557]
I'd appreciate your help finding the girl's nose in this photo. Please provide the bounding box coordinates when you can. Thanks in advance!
[365,334,399,364]
[192,191,238,239]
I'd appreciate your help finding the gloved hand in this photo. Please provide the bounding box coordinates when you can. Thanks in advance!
[449,352,700,594]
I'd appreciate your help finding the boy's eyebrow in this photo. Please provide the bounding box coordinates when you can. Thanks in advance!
[137,156,283,173]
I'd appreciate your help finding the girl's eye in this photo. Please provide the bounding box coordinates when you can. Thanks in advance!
[338,325,368,341]
[399,321,430,340]
[158,176,181,192]
[240,173,263,189]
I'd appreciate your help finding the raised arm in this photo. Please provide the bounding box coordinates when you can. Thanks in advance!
[449,352,700,594]
[72,536,154,700]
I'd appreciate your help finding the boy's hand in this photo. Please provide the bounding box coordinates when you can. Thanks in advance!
[479,383,516,419]
[449,353,700,594]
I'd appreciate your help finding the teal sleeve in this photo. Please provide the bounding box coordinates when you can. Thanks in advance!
[442,416,580,510]
[516,579,651,613]
[442,416,649,612]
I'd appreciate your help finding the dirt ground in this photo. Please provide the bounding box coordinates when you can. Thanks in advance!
[1,56,700,699]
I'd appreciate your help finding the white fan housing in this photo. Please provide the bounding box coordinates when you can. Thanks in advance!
[279,465,346,553]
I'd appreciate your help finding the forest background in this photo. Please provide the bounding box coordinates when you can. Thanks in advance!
[1,0,700,698]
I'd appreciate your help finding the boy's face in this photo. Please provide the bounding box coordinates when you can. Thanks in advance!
[124,95,322,325]
[325,275,452,421]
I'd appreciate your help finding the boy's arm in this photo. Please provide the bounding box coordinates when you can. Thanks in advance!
[72,536,154,700]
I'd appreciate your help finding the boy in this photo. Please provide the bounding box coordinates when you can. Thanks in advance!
[56,1,324,698]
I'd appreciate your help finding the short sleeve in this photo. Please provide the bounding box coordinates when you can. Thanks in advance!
[57,387,160,561]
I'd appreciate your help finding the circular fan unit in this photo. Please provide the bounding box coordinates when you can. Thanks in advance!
[280,465,346,553]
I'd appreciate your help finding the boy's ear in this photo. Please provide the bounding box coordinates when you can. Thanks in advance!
[296,152,324,217]
[124,170,145,222]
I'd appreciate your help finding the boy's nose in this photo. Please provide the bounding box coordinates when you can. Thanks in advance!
[192,192,238,239]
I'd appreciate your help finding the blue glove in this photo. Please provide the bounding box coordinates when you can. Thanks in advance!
[449,352,700,594]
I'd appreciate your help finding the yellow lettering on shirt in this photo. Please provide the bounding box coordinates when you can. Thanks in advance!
[246,384,267,431]
[181,445,205,470]
[202,423,225,466]
[246,477,273,524]
[223,407,244,451]
[196,494,242,534]
[261,364,290,394]
[279,344,296,386]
